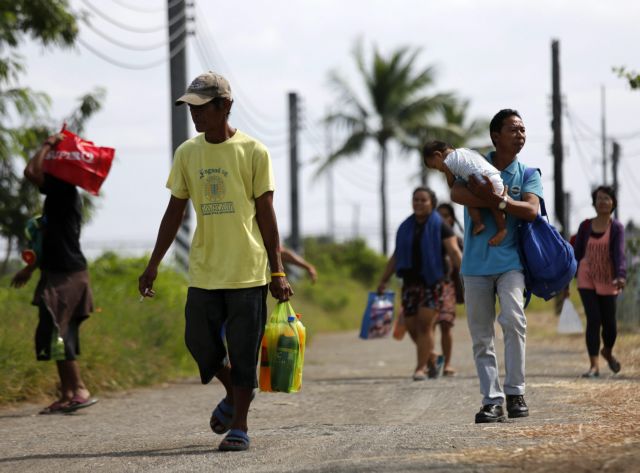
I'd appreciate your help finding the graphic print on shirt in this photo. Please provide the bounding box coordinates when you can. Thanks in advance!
[199,167,235,215]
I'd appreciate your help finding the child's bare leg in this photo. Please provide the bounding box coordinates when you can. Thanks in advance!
[488,209,507,246]
[468,207,485,235]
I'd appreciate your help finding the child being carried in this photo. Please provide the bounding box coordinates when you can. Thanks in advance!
[422,141,507,246]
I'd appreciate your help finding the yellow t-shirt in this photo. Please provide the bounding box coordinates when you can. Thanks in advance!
[166,130,275,289]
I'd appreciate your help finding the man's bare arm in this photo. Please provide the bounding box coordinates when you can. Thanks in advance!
[255,191,293,301]
[138,195,188,297]
[24,134,63,187]
[451,175,539,222]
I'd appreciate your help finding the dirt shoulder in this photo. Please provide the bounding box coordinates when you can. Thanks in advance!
[1,312,638,473]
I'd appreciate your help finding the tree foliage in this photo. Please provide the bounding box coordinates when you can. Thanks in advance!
[322,41,454,254]
[613,66,640,90]
[405,98,490,185]
[0,1,104,271]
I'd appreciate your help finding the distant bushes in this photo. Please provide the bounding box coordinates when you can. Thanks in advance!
[0,242,386,404]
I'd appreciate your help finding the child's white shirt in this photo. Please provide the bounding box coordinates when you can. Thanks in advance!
[444,148,504,194]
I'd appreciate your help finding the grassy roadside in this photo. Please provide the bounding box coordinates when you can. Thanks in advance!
[2,249,632,408]
[0,252,374,405]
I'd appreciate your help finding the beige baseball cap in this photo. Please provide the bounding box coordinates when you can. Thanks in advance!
[175,71,232,106]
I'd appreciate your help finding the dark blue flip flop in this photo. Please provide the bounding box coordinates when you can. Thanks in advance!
[218,429,250,452]
[210,398,234,435]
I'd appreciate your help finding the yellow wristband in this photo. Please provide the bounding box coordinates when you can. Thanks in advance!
[271,272,286,277]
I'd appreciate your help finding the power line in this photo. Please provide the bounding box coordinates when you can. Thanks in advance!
[564,104,600,139]
[78,35,186,70]
[83,19,187,51]
[620,161,640,204]
[192,6,285,125]
[332,163,377,194]
[110,0,186,14]
[191,33,288,141]
[564,108,601,158]
[565,104,640,141]
[301,117,326,148]
[564,109,599,185]
[81,0,183,34]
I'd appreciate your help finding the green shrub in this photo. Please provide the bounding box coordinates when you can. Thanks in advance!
[0,247,380,405]
[0,254,194,404]
[303,237,388,286]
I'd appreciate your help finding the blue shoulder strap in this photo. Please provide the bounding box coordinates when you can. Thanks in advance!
[523,167,546,217]
[520,167,541,309]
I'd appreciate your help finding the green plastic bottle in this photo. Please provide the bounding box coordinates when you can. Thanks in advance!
[50,328,66,361]
[270,316,299,392]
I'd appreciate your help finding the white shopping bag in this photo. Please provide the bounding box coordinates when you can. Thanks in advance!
[557,299,583,334]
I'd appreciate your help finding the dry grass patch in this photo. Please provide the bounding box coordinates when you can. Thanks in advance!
[448,359,640,472]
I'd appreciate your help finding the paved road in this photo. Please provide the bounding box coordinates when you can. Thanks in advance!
[0,319,635,472]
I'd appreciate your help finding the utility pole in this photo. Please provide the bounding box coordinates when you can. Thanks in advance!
[325,116,335,241]
[551,40,566,237]
[168,0,189,270]
[288,92,300,253]
[551,40,567,317]
[601,86,608,184]
[612,141,620,219]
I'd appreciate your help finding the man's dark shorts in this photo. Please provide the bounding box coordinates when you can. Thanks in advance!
[185,285,268,388]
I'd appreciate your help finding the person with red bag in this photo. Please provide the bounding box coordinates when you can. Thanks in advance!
[42,125,115,196]
[11,133,97,415]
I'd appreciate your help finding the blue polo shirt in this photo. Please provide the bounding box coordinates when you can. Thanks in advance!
[460,152,543,276]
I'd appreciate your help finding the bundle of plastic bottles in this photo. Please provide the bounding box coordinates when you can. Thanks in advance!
[259,301,306,393]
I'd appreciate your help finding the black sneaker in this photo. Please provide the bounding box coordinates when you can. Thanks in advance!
[506,395,529,418]
[475,404,506,423]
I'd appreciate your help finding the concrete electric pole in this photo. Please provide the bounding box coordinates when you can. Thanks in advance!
[168,0,190,270]
[551,39,566,238]
[288,92,300,253]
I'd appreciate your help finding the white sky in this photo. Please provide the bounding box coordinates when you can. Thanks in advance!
[18,0,640,257]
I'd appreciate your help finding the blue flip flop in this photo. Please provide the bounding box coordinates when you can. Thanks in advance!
[210,398,233,435]
[218,429,250,452]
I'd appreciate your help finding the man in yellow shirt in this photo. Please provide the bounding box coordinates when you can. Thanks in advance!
[138,72,293,452]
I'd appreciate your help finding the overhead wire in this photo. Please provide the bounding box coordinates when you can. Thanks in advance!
[81,0,184,33]
[331,161,378,193]
[192,5,285,125]
[191,34,289,144]
[190,27,285,136]
[564,109,599,185]
[564,105,600,139]
[620,161,640,204]
[110,0,185,14]
[77,33,186,70]
[83,20,186,51]
[620,174,640,209]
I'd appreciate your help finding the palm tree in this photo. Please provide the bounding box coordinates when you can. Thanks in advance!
[409,98,491,185]
[320,42,453,255]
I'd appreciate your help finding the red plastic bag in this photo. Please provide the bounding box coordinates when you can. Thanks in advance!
[42,126,115,195]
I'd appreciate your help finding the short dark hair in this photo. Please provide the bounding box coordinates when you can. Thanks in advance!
[413,186,437,208]
[489,109,521,144]
[422,140,453,158]
[591,185,617,212]
[437,202,462,231]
